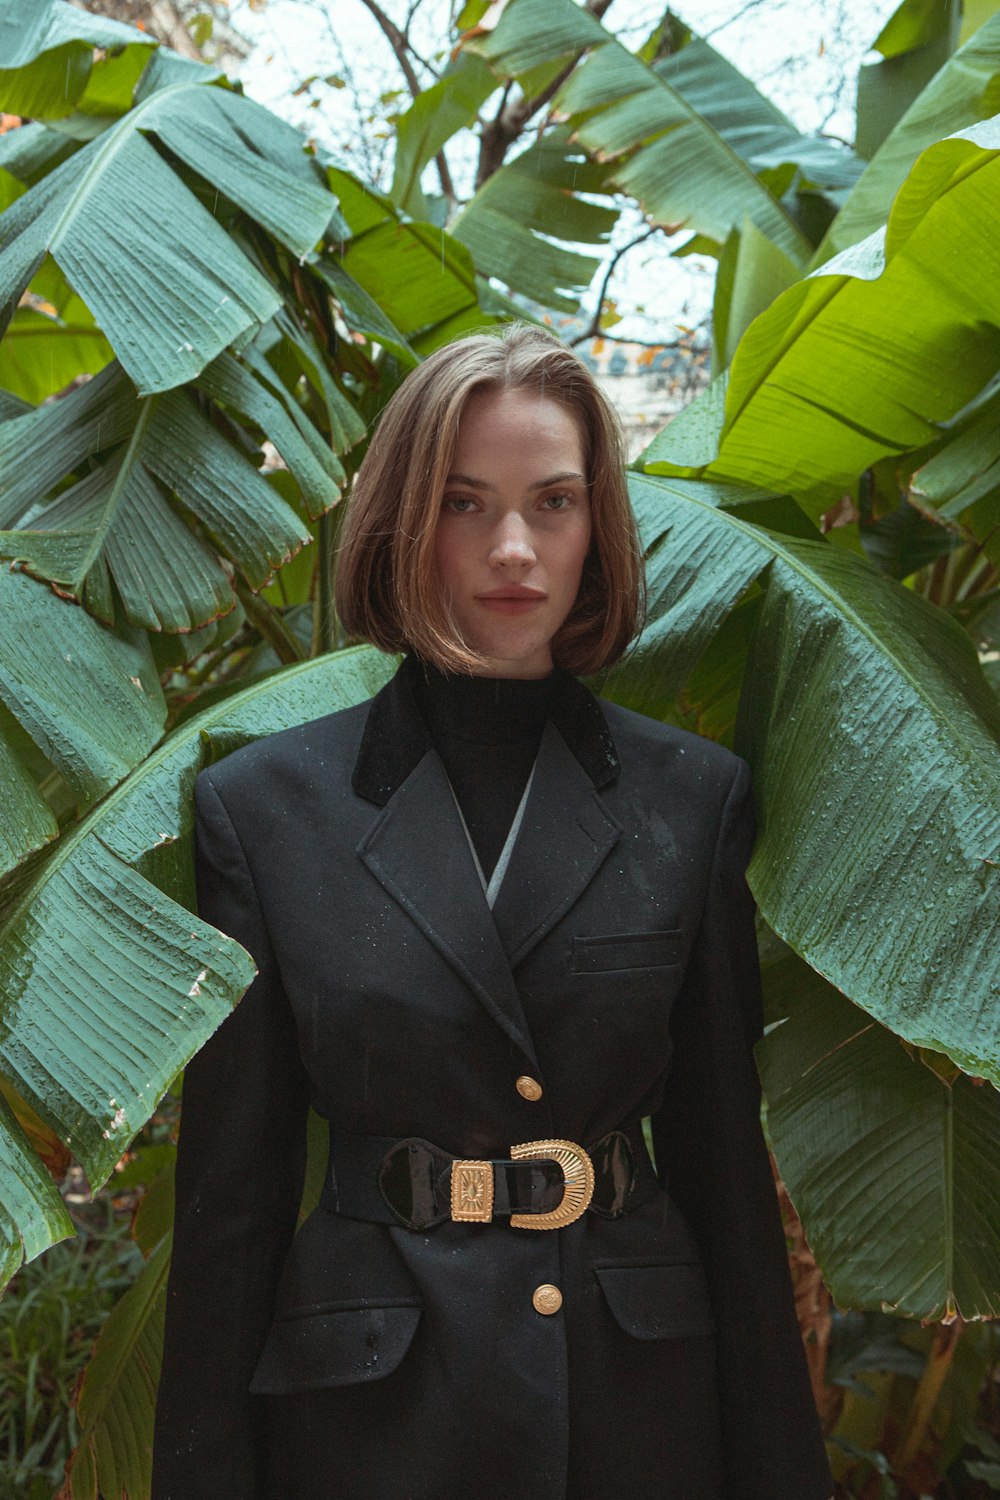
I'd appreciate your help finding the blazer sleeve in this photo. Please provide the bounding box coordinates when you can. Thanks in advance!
[153,770,310,1500]
[650,759,833,1500]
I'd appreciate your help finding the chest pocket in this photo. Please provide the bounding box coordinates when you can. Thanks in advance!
[572,930,683,974]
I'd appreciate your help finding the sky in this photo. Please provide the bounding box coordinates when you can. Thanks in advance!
[220,0,901,342]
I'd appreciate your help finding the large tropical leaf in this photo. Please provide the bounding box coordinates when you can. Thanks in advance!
[643,121,1000,512]
[0,568,165,809]
[854,0,961,160]
[652,35,863,195]
[0,646,394,1288]
[0,1088,73,1287]
[0,0,152,121]
[0,361,311,630]
[613,473,1000,1092]
[815,10,1000,263]
[65,1165,174,1500]
[760,948,1000,1321]
[0,83,336,394]
[910,386,1000,563]
[469,0,814,263]
[390,50,498,218]
[450,129,617,309]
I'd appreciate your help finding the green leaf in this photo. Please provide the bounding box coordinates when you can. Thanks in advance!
[67,1234,170,1499]
[817,10,1000,262]
[0,2,153,121]
[0,306,112,402]
[0,569,165,806]
[711,218,800,373]
[0,0,150,69]
[451,128,616,309]
[311,257,417,367]
[0,647,394,1289]
[0,1087,72,1284]
[645,123,1000,511]
[75,42,160,121]
[0,119,76,188]
[0,357,313,621]
[195,350,344,521]
[471,0,609,74]
[654,36,863,193]
[0,710,58,880]
[0,82,338,395]
[760,952,1000,1320]
[390,51,497,217]
[855,0,961,160]
[616,473,1000,1087]
[911,386,1000,532]
[339,217,482,338]
[0,42,93,121]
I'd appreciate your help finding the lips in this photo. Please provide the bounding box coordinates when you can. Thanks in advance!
[477,586,546,600]
[475,586,547,616]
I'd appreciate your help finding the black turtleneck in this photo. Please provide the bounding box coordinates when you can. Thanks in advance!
[409,661,558,881]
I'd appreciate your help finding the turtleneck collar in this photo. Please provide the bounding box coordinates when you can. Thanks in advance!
[351,653,620,807]
[407,658,558,746]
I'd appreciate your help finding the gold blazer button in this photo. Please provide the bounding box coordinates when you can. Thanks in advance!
[516,1075,543,1101]
[532,1284,563,1316]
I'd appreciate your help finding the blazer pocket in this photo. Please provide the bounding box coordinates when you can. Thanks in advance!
[594,1260,714,1340]
[250,1297,422,1394]
[572,930,683,974]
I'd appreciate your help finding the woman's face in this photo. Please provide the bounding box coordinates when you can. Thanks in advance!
[433,386,593,678]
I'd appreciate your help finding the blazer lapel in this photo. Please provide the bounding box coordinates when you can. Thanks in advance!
[357,746,538,1066]
[490,721,622,969]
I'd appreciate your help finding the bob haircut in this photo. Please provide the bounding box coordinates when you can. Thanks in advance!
[335,323,644,676]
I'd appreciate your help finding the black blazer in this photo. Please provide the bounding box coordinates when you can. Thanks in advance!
[153,658,832,1500]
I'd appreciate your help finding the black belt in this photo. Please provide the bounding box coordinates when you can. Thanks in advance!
[322,1120,658,1232]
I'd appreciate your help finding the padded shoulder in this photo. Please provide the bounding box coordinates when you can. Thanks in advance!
[598,699,746,792]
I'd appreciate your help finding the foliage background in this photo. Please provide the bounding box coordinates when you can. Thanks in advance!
[1,0,1000,1495]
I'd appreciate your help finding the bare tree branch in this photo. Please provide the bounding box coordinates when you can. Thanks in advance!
[356,0,455,201]
[475,0,617,188]
[567,225,661,345]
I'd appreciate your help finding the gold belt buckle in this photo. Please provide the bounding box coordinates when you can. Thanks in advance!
[509,1139,595,1230]
[450,1160,494,1223]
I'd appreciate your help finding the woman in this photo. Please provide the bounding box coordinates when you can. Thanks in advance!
[153,325,832,1499]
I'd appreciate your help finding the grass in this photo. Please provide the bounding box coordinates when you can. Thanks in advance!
[0,1192,143,1499]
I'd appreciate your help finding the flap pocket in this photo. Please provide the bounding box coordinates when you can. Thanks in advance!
[250,1298,421,1394]
[572,930,683,973]
[594,1261,714,1341]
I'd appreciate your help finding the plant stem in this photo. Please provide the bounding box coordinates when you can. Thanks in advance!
[235,582,305,665]
[891,1319,962,1481]
[313,512,336,657]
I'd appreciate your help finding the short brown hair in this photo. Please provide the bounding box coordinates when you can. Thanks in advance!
[335,323,644,675]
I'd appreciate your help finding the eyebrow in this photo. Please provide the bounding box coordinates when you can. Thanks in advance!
[445,471,587,491]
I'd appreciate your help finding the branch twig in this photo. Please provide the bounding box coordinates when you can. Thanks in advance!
[357,0,455,200]
[475,0,617,188]
[568,225,660,345]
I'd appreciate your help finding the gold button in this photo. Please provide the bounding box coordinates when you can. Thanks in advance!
[516,1075,543,1102]
[532,1284,563,1316]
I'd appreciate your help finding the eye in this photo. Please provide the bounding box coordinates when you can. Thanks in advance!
[540,492,574,511]
[442,494,479,514]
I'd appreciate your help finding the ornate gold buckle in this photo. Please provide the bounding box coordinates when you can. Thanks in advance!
[509,1139,595,1230]
[451,1160,494,1223]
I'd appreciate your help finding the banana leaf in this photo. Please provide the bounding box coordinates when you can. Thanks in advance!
[0,83,335,394]
[760,948,1000,1320]
[0,646,394,1288]
[643,121,1000,514]
[616,473,1000,1092]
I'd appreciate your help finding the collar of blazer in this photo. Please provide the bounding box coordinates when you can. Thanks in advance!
[352,656,624,1063]
[351,652,621,806]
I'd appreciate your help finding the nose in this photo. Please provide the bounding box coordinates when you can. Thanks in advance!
[489,511,536,570]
